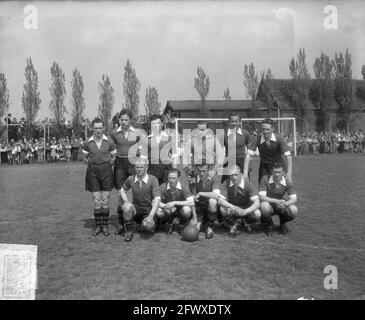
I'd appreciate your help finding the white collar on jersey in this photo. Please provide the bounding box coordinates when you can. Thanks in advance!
[269,175,286,186]
[117,126,135,133]
[167,181,182,190]
[229,178,245,189]
[134,174,149,184]
[260,133,277,144]
[88,134,108,143]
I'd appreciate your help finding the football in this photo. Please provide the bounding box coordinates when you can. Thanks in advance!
[182,225,200,242]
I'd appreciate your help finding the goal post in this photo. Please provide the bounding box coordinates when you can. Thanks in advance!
[175,117,297,156]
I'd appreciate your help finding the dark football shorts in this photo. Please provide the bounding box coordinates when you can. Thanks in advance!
[85,162,114,192]
[114,157,135,190]
[195,199,222,222]
[132,205,152,224]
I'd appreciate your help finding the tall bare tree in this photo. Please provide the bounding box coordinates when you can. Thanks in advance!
[145,86,161,118]
[194,66,210,117]
[283,48,311,132]
[70,68,85,137]
[98,75,115,134]
[49,62,67,131]
[310,52,334,131]
[22,57,42,129]
[332,49,355,132]
[122,60,140,119]
[0,73,9,121]
[243,63,259,109]
[223,87,231,117]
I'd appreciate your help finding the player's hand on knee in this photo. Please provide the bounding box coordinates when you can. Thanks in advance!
[142,216,154,231]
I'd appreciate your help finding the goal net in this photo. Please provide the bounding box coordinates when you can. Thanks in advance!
[174,117,297,157]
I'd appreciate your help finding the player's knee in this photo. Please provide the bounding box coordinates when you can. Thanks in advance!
[220,207,232,219]
[101,198,109,209]
[287,205,298,218]
[122,202,134,221]
[93,198,102,209]
[260,202,272,216]
[156,208,165,218]
[252,209,261,220]
[180,206,191,219]
[208,198,217,212]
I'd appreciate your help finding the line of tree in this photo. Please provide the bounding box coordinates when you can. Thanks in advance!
[1,50,364,139]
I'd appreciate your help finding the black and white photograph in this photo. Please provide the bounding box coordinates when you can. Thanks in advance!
[0,0,364,302]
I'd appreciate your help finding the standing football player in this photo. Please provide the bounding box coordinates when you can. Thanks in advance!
[244,118,292,184]
[223,112,251,181]
[82,118,116,236]
[110,109,143,235]
[142,114,176,185]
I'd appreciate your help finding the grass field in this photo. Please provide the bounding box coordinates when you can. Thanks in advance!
[0,155,364,300]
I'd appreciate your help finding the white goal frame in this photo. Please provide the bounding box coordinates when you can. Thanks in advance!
[175,117,297,156]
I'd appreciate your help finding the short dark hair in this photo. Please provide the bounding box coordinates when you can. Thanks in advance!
[271,161,285,171]
[91,117,103,126]
[119,109,132,120]
[262,118,275,126]
[167,168,181,177]
[229,112,241,121]
[150,114,163,122]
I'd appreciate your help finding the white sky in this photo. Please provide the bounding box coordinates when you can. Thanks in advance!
[0,0,364,120]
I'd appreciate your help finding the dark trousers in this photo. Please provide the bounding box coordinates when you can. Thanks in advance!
[1,152,8,164]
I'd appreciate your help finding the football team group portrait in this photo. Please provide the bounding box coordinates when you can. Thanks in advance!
[0,0,364,301]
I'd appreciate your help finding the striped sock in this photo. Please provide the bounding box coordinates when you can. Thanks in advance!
[101,207,109,228]
[94,208,102,227]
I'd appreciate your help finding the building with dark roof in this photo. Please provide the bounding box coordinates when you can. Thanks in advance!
[164,78,365,133]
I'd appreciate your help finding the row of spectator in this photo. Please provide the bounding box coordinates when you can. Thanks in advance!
[290,130,365,155]
[0,137,84,165]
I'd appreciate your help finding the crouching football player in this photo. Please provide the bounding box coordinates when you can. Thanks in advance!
[157,168,196,235]
[218,165,261,236]
[259,162,298,236]
[190,163,221,239]
[120,158,161,242]
[82,118,116,237]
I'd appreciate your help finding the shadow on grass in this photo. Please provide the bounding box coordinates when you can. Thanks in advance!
[81,215,119,230]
